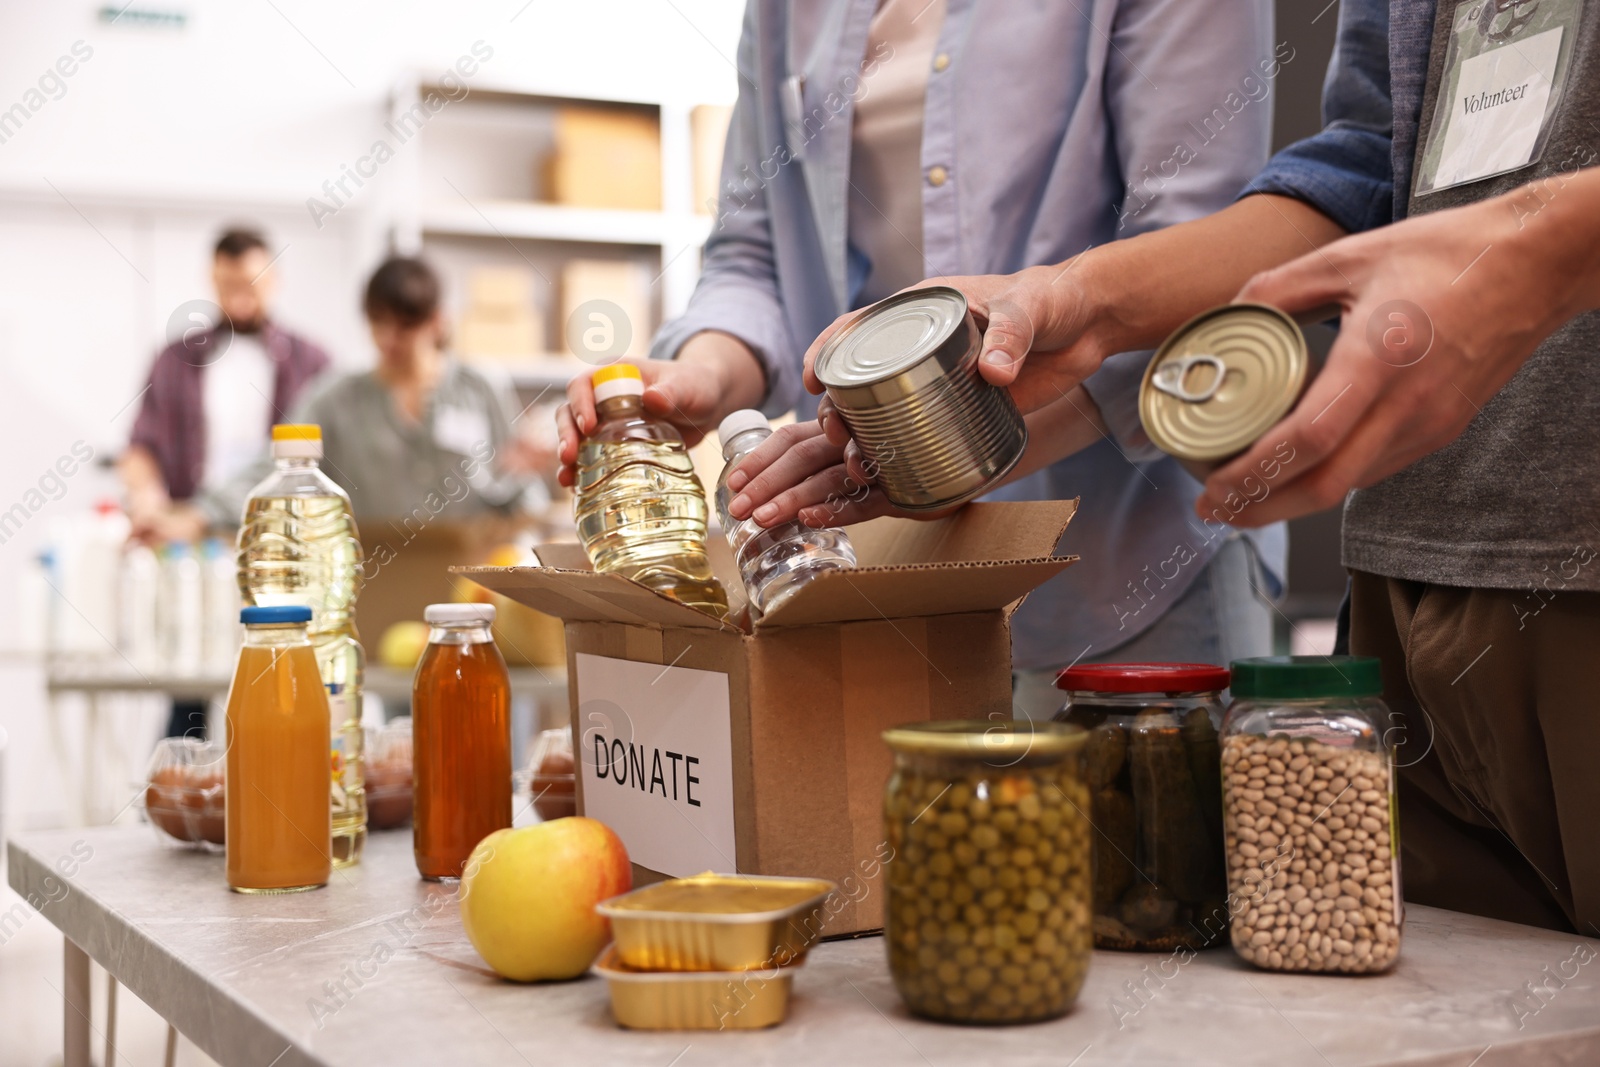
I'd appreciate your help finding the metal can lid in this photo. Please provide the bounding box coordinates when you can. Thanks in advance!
[814,286,970,389]
[1055,662,1230,694]
[1140,303,1309,462]
[881,719,1086,761]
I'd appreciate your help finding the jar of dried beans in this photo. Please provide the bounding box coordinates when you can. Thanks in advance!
[1221,656,1401,974]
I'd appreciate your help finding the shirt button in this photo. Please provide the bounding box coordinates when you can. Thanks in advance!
[927,165,949,187]
[932,53,950,72]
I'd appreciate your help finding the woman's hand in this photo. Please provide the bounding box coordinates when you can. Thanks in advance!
[1195,175,1600,527]
[723,420,906,529]
[554,331,765,488]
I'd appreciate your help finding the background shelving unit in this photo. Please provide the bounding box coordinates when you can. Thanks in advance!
[384,75,725,392]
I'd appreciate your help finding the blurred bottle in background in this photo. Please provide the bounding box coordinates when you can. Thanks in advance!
[237,424,367,867]
[159,542,203,676]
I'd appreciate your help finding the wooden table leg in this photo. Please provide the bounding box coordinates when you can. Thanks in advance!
[105,969,119,1067]
[63,937,91,1067]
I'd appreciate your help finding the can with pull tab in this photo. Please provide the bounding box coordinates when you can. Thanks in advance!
[1139,303,1316,480]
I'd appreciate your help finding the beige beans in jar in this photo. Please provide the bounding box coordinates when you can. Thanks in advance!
[1222,734,1401,973]
[885,765,1093,1022]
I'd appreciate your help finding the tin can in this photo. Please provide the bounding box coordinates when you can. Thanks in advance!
[1139,303,1313,478]
[814,286,1027,511]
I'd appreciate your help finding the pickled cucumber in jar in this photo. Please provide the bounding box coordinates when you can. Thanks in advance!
[1053,664,1231,952]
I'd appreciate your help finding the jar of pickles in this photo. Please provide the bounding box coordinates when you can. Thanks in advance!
[882,720,1091,1024]
[1221,656,1401,974]
[1053,663,1230,951]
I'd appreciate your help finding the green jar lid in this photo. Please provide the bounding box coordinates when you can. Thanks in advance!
[1229,656,1383,700]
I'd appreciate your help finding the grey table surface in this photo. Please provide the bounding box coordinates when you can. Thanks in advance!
[8,825,1599,1067]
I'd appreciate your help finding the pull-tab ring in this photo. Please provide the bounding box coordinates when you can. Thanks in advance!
[1151,354,1226,403]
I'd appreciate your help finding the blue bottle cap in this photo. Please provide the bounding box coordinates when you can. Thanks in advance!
[240,605,313,625]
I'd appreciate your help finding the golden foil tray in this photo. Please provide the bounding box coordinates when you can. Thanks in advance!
[594,947,802,1030]
[596,872,836,972]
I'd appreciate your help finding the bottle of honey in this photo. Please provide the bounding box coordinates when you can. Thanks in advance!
[225,605,332,893]
[412,603,512,880]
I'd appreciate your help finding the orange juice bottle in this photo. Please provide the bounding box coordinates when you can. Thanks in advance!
[225,605,332,893]
[412,603,512,880]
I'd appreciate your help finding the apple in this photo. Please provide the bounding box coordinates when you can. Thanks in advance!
[459,818,631,982]
[378,621,432,669]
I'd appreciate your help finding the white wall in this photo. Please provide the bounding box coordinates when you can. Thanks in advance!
[0,0,745,830]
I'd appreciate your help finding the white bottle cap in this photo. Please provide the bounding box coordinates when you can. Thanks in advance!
[717,409,771,448]
[423,603,496,625]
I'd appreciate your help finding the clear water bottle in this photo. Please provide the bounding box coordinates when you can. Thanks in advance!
[160,541,204,675]
[237,424,366,867]
[573,364,728,617]
[714,410,856,616]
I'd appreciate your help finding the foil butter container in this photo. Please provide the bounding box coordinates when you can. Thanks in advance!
[814,286,1027,511]
[597,872,836,972]
[1139,303,1315,479]
[594,947,803,1031]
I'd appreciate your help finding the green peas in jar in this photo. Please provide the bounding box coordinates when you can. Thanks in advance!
[883,720,1092,1024]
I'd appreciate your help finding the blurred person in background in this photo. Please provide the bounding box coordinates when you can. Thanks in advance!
[123,227,330,544]
[235,255,540,524]
[120,226,330,739]
[556,0,1284,716]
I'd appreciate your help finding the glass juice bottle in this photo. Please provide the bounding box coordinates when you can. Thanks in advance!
[238,424,367,867]
[412,603,512,880]
[225,605,332,893]
[573,364,728,617]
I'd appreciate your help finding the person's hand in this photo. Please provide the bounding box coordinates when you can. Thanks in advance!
[727,383,1110,529]
[554,331,765,489]
[801,267,1105,416]
[723,420,909,528]
[129,504,208,546]
[1195,182,1597,526]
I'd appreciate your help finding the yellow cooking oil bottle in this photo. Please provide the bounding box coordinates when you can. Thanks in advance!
[574,365,728,616]
[237,424,367,867]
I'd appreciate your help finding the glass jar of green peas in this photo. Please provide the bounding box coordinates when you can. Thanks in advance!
[882,720,1092,1023]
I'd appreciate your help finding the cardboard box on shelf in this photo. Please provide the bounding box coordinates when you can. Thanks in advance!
[545,105,662,212]
[456,267,544,361]
[560,259,650,360]
[461,499,1078,934]
[356,521,564,669]
[690,104,733,215]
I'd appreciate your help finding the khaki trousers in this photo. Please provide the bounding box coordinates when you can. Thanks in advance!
[1350,570,1600,933]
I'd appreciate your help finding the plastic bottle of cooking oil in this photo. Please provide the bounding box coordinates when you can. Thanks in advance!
[237,424,366,867]
[573,365,728,616]
[714,410,856,615]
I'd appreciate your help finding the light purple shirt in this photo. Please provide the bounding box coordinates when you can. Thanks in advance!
[653,0,1287,669]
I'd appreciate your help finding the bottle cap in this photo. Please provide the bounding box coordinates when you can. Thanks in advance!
[592,363,644,403]
[1228,656,1383,700]
[271,424,323,460]
[424,603,496,625]
[1055,662,1230,694]
[240,605,312,625]
[716,409,770,449]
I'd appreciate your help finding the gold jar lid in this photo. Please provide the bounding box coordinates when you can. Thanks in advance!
[882,719,1086,760]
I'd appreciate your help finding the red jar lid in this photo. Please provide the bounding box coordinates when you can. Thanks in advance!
[1054,662,1230,694]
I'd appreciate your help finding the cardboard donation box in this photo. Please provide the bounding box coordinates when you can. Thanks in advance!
[462,500,1077,934]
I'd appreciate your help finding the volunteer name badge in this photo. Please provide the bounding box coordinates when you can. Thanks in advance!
[432,405,490,458]
[1416,0,1583,195]
[574,652,736,877]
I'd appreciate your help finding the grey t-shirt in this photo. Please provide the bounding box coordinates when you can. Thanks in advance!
[292,361,526,522]
[1341,3,1600,592]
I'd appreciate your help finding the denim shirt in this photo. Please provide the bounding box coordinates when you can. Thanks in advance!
[652,0,1287,670]
[1243,0,1439,227]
